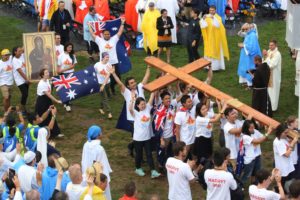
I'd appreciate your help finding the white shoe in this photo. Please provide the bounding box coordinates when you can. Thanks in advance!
[65,105,71,112]
[57,134,65,138]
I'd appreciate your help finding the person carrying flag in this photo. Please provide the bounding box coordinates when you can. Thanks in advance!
[89,17,125,96]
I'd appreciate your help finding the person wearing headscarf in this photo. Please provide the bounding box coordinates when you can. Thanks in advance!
[81,125,112,200]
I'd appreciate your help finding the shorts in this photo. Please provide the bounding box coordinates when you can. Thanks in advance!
[42,19,50,26]
[0,85,12,98]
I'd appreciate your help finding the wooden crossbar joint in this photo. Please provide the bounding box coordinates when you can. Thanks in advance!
[143,57,280,129]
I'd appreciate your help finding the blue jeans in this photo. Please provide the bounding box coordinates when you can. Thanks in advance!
[241,159,255,185]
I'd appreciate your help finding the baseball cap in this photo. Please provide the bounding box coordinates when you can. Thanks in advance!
[24,151,36,164]
[1,49,11,56]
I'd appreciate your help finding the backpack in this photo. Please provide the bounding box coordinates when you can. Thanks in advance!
[24,124,39,151]
[2,126,20,152]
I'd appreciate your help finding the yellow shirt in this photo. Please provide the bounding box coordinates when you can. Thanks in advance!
[80,186,107,200]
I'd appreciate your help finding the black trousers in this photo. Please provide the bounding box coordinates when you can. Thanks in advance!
[60,31,70,46]
[186,41,200,63]
[18,83,29,106]
[86,41,99,56]
[134,139,154,169]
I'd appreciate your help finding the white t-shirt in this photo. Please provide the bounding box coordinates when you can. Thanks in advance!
[165,157,194,200]
[195,112,214,138]
[122,83,145,121]
[133,104,152,141]
[273,137,295,177]
[0,58,14,86]
[204,169,237,200]
[174,109,196,145]
[252,129,263,157]
[12,56,27,86]
[37,79,51,96]
[55,44,64,58]
[249,185,281,200]
[95,35,119,64]
[159,100,177,139]
[242,134,256,164]
[224,120,243,159]
[66,182,86,200]
[17,164,38,193]
[57,52,77,74]
[94,62,111,84]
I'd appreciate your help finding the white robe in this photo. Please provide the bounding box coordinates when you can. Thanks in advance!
[156,0,179,43]
[135,0,157,32]
[264,48,282,111]
[81,140,112,200]
[200,17,225,71]
[286,1,300,49]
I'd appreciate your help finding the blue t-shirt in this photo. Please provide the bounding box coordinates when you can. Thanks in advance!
[1,123,24,152]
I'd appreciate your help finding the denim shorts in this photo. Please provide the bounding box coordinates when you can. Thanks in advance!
[42,19,50,26]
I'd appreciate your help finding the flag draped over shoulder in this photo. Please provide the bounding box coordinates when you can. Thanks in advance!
[89,18,132,74]
[40,0,58,20]
[52,66,99,103]
[125,0,139,31]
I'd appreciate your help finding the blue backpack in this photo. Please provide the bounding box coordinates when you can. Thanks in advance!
[24,124,39,151]
[2,126,20,152]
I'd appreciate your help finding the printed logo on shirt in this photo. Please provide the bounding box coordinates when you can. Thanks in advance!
[99,69,108,76]
[22,62,26,68]
[167,113,174,121]
[5,65,13,71]
[63,59,72,66]
[187,116,195,125]
[166,164,179,174]
[249,193,266,200]
[56,50,60,57]
[141,115,150,123]
[207,178,226,188]
[104,43,113,50]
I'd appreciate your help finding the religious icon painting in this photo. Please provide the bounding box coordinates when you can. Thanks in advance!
[23,32,57,80]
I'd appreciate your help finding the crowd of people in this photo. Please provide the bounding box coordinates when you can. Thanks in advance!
[1,0,300,199]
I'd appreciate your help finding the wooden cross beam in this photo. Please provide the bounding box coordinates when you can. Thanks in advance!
[143,57,280,128]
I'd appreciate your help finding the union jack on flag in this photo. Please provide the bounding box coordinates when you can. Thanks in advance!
[52,66,99,103]
[89,18,132,74]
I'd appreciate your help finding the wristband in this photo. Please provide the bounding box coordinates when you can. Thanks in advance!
[52,115,56,119]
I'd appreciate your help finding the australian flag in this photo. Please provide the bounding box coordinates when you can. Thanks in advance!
[89,18,131,74]
[52,66,99,103]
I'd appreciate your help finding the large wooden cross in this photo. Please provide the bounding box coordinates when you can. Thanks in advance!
[144,57,280,128]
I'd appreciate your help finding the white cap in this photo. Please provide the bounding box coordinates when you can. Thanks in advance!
[24,151,36,164]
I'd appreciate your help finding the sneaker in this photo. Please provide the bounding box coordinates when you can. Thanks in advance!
[135,168,145,177]
[65,105,71,112]
[151,170,161,179]
[57,134,65,138]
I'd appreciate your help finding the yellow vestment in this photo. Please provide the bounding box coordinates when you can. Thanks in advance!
[201,14,229,61]
[141,9,160,54]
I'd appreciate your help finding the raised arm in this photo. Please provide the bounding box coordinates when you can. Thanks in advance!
[109,67,126,93]
[15,106,25,125]
[48,107,57,130]
[129,92,136,118]
[88,24,97,40]
[141,65,151,85]
[117,18,125,38]
[148,92,155,105]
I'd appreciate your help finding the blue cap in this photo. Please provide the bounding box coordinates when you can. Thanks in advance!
[87,125,102,141]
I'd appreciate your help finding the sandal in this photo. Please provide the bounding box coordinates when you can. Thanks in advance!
[108,113,112,119]
[99,109,105,115]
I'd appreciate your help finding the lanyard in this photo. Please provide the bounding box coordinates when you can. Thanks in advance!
[59,11,65,20]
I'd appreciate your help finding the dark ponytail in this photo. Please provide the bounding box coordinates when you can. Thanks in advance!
[64,42,75,64]
[12,46,20,58]
[6,115,16,137]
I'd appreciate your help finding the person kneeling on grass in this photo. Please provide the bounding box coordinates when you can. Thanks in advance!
[129,92,161,178]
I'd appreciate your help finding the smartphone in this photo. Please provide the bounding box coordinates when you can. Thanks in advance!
[8,168,15,179]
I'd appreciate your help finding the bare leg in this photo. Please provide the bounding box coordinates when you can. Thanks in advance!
[166,48,171,63]
[157,47,162,58]
[3,97,10,112]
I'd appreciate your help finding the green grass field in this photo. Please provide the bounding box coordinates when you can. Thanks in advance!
[0,16,298,199]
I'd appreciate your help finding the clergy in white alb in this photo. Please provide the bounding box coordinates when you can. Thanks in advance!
[81,125,112,200]
[295,50,300,96]
[156,0,179,43]
[263,40,282,111]
[286,0,300,50]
